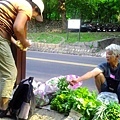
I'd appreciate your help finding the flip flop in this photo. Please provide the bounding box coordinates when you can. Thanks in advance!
[0,109,8,118]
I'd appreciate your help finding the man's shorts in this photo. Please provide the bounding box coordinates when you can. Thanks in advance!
[0,36,17,98]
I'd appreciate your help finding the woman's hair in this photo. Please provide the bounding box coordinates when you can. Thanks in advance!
[105,44,120,56]
[26,0,41,14]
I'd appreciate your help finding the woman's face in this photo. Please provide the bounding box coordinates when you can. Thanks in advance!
[32,10,39,17]
[106,50,117,63]
[32,7,43,22]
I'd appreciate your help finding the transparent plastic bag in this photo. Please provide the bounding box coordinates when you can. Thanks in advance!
[97,92,119,104]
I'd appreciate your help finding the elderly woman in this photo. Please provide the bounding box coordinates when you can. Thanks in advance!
[70,44,120,101]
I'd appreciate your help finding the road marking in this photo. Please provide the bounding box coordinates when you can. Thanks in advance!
[27,57,97,68]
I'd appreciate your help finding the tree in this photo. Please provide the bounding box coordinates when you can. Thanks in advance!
[59,0,67,31]
[40,0,120,31]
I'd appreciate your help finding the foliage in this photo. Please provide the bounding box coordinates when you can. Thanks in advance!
[50,77,73,114]
[50,77,120,120]
[43,0,120,23]
[50,78,101,119]
[57,77,69,91]
[92,102,120,120]
[72,87,101,120]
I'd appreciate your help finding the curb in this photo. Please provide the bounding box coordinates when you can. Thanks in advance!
[29,42,104,57]
[29,37,120,57]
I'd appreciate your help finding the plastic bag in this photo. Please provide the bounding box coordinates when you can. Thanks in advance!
[34,75,82,108]
[66,74,82,89]
[97,92,119,104]
[45,75,65,94]
[34,76,65,107]
[34,83,49,107]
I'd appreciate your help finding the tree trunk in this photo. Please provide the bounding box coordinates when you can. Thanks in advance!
[59,0,67,31]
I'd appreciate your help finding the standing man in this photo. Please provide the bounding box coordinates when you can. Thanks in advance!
[70,44,120,102]
[0,0,44,116]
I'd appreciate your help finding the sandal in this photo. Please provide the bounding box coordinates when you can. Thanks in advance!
[0,109,8,118]
[4,108,17,119]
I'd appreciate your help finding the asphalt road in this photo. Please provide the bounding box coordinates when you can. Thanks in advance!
[26,51,105,91]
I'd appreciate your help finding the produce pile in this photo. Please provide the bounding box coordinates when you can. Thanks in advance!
[50,77,120,120]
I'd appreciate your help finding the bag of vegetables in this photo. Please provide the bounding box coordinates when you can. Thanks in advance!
[97,92,119,104]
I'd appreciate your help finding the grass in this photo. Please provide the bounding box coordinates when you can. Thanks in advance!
[27,32,120,44]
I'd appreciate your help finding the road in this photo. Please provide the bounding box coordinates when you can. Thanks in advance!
[26,51,105,91]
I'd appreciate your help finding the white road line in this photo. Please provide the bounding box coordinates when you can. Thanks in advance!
[27,57,97,68]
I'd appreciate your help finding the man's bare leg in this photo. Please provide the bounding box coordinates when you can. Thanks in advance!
[95,73,106,93]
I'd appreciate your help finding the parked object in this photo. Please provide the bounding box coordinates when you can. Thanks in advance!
[80,23,92,32]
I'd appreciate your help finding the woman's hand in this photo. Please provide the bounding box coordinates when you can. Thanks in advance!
[22,39,31,48]
[11,36,31,51]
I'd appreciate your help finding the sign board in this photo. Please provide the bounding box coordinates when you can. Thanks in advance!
[68,19,81,29]
[67,19,81,41]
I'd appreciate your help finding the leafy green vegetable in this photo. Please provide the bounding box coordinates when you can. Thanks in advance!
[50,77,73,114]
[93,102,120,120]
[72,87,101,120]
[50,77,120,120]
[57,77,69,91]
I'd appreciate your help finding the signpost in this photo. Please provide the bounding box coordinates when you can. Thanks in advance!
[67,19,81,41]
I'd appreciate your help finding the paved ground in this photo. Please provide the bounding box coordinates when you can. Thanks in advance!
[0,107,67,120]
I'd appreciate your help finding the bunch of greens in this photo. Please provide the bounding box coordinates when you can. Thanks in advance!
[50,77,120,120]
[50,77,101,119]
[92,102,120,120]
[50,77,74,114]
[72,87,101,120]
[57,77,69,91]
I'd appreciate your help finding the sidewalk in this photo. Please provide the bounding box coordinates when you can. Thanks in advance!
[0,106,67,120]
[30,107,67,120]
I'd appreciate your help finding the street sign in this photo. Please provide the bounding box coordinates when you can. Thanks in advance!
[67,19,81,41]
[68,19,81,29]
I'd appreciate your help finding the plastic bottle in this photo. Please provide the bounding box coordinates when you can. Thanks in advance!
[18,102,30,120]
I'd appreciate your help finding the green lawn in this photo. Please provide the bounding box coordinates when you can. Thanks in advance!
[27,32,120,44]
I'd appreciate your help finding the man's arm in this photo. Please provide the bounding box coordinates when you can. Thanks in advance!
[76,68,103,82]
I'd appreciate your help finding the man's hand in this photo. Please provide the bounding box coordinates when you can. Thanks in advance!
[69,79,79,86]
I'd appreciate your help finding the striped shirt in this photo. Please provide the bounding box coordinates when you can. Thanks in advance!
[0,0,32,36]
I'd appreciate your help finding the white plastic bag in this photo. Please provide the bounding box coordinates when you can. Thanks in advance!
[97,92,119,104]
[34,83,49,107]
[33,75,82,108]
[34,75,65,107]
[45,75,65,94]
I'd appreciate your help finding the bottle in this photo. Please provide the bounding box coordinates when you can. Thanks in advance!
[18,102,30,120]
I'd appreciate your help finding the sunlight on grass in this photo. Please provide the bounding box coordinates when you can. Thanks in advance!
[28,32,120,44]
